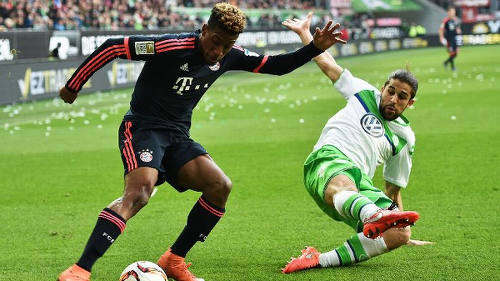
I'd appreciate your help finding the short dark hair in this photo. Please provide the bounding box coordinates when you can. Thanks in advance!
[384,70,418,99]
[208,3,246,35]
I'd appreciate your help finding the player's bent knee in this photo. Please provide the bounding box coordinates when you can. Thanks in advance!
[204,176,232,203]
[215,176,233,197]
[324,179,357,207]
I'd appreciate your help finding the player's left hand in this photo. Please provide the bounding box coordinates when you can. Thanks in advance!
[312,20,347,51]
[406,239,434,246]
[60,86,77,104]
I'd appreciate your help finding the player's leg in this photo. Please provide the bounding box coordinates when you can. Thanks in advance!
[58,120,163,281]
[444,40,457,69]
[324,172,417,239]
[59,167,159,281]
[317,225,411,268]
[283,175,414,273]
[317,185,411,267]
[315,176,412,267]
[157,142,227,281]
[303,146,417,238]
[449,42,458,71]
[283,204,412,272]
[325,174,381,226]
[170,154,231,257]
[444,44,451,68]
[283,146,417,274]
[108,167,158,220]
[78,168,159,267]
[357,177,418,238]
[284,227,411,272]
[444,41,458,71]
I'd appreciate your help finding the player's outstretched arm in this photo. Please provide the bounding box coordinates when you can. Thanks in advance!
[283,13,345,82]
[385,182,404,210]
[61,37,133,104]
[438,23,446,45]
[234,14,347,76]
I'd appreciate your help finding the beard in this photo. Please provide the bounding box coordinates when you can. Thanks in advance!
[380,104,399,121]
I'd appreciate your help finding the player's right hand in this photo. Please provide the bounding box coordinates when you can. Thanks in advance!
[440,38,447,46]
[311,20,347,51]
[406,239,434,246]
[60,86,77,104]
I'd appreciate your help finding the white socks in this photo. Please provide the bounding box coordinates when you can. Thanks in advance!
[333,190,380,222]
[319,233,388,267]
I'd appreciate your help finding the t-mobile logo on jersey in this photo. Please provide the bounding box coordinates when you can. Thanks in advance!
[172,77,193,95]
[172,77,210,95]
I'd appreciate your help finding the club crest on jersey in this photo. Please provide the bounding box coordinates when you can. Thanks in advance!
[139,149,153,163]
[135,41,155,55]
[360,113,384,137]
[208,62,220,71]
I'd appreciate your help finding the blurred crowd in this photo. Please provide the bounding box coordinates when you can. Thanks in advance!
[0,0,427,40]
[0,0,321,31]
[181,0,318,9]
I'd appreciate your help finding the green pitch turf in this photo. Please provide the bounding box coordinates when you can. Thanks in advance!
[1,45,499,280]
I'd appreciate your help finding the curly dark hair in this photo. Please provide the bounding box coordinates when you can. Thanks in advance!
[208,2,246,35]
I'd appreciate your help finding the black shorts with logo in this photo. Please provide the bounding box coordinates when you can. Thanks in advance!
[118,116,207,192]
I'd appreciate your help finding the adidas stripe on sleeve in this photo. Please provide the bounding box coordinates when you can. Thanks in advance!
[65,34,196,93]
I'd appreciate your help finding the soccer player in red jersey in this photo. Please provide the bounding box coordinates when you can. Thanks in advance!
[439,6,462,71]
[57,3,345,281]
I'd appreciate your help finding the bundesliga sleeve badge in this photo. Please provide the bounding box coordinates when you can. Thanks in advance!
[135,41,155,55]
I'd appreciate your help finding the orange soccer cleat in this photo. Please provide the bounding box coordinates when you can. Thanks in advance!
[57,264,91,281]
[282,246,320,274]
[157,249,204,281]
[363,209,419,239]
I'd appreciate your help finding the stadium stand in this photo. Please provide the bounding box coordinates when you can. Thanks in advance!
[0,0,321,31]
[0,0,497,105]
[0,0,411,40]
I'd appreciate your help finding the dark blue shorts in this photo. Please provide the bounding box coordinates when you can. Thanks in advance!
[118,117,207,192]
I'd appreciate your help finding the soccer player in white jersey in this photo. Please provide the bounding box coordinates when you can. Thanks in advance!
[281,14,430,273]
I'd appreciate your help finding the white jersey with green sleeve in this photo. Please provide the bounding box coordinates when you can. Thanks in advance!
[313,69,415,188]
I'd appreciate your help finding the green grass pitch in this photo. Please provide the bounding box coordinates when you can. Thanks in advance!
[1,45,499,280]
